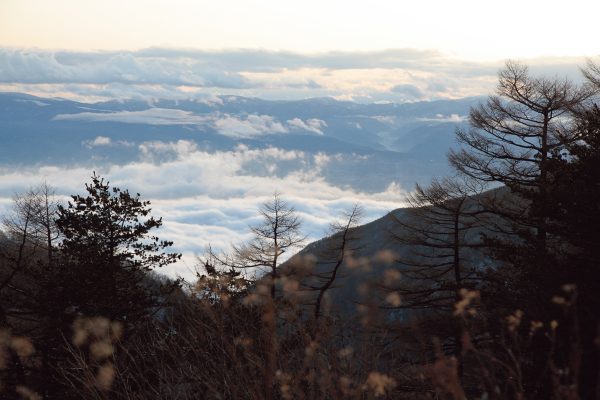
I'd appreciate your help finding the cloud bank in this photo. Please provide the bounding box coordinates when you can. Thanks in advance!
[2,47,592,103]
[0,141,405,281]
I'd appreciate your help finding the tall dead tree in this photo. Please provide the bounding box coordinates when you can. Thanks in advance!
[233,194,305,300]
[449,61,596,251]
[385,176,485,313]
[0,183,59,327]
[230,194,304,400]
[378,176,487,386]
[310,204,363,321]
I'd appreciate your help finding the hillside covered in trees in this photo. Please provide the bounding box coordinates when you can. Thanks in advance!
[1,61,599,399]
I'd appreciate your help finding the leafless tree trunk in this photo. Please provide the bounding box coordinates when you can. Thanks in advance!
[0,183,59,327]
[312,205,362,322]
[230,193,304,400]
[386,176,485,311]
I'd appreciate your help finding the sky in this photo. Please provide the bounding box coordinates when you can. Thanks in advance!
[2,0,600,60]
[2,1,599,102]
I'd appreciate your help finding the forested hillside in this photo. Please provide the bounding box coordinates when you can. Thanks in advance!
[1,61,599,399]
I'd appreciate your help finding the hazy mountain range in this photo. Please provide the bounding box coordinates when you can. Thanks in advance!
[0,92,481,279]
[1,92,479,191]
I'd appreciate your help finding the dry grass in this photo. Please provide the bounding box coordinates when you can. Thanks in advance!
[0,251,593,399]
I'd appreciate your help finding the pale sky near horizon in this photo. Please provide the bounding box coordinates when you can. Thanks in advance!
[2,0,600,61]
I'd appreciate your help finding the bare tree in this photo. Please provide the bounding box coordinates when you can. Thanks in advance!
[1,183,59,265]
[0,183,59,327]
[582,59,600,89]
[380,176,488,383]
[310,204,363,321]
[386,176,485,313]
[449,61,596,250]
[233,194,305,300]
[443,62,600,395]
[229,193,304,400]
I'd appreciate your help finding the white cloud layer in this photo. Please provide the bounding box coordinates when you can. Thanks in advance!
[0,142,406,282]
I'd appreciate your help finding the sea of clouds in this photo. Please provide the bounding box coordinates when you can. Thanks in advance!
[0,140,404,281]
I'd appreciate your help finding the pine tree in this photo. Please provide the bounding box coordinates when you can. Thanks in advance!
[54,173,180,324]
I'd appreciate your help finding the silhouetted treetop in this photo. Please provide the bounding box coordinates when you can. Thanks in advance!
[56,172,180,272]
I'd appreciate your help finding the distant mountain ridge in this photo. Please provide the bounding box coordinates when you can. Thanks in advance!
[286,186,510,318]
[0,92,480,192]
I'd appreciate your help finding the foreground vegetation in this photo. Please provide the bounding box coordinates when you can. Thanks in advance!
[1,61,599,399]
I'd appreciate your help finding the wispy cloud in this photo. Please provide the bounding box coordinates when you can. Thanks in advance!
[286,118,327,135]
[55,108,210,125]
[418,114,467,123]
[214,114,288,138]
[85,136,111,146]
